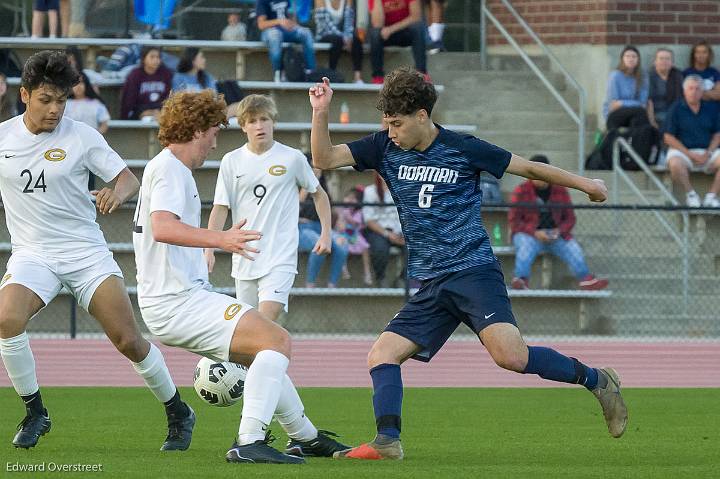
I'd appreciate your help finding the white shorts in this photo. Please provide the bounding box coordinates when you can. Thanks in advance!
[0,248,123,311]
[234,270,295,312]
[666,148,720,173]
[141,288,253,362]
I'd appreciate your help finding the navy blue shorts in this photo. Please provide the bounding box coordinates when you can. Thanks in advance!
[34,0,59,12]
[385,262,517,362]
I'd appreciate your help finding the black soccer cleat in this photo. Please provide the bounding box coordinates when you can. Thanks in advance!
[285,429,352,457]
[13,409,51,449]
[161,405,195,451]
[226,431,305,464]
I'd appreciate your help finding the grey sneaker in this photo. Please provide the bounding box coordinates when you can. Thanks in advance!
[333,437,403,460]
[591,368,628,438]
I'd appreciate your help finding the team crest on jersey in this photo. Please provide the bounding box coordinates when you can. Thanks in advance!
[0,273,11,286]
[224,304,242,320]
[43,148,66,162]
[268,165,287,176]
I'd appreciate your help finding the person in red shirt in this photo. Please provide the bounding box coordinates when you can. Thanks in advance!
[508,155,609,290]
[369,0,427,84]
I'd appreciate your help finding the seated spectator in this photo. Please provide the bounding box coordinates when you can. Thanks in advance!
[337,186,373,285]
[221,12,247,41]
[314,0,364,83]
[64,73,110,134]
[369,0,427,84]
[65,47,104,92]
[363,173,405,287]
[172,48,217,92]
[603,45,650,130]
[682,41,720,101]
[0,73,18,122]
[98,44,142,81]
[256,0,317,82]
[120,46,173,120]
[509,155,609,291]
[648,48,683,130]
[299,167,349,287]
[32,0,59,38]
[664,75,720,208]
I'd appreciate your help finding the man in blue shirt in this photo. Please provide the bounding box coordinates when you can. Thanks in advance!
[308,68,628,460]
[256,0,317,82]
[665,74,720,208]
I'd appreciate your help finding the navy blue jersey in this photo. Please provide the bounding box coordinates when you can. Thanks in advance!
[348,125,511,280]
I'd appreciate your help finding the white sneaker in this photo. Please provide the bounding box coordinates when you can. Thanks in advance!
[273,70,281,83]
[703,193,720,208]
[686,191,701,207]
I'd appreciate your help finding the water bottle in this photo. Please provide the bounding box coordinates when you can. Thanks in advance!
[340,101,350,124]
[492,223,503,246]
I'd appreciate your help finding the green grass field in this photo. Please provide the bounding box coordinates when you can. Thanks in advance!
[1,387,718,478]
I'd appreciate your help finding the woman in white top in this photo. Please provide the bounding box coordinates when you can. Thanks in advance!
[64,73,110,134]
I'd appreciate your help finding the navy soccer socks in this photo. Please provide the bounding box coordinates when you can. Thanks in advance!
[523,346,604,390]
[370,364,403,440]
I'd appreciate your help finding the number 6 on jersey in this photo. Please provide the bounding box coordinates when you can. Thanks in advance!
[418,183,434,208]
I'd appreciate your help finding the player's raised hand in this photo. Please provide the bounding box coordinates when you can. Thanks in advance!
[220,219,262,260]
[309,77,333,110]
[91,188,122,214]
[204,248,216,272]
[586,178,608,202]
[312,233,332,255]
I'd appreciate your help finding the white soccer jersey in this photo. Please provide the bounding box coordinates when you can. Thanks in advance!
[0,115,126,255]
[214,141,319,280]
[133,148,209,312]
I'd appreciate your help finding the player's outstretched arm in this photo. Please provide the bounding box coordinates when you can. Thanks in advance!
[309,77,357,170]
[204,204,230,271]
[152,212,261,260]
[310,186,332,255]
[505,154,608,202]
[92,167,140,215]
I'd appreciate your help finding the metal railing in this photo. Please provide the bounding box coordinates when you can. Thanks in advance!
[479,0,587,174]
[611,136,690,314]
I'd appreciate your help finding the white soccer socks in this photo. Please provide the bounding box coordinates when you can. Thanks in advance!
[0,332,39,396]
[238,350,289,445]
[131,343,177,403]
[274,374,318,442]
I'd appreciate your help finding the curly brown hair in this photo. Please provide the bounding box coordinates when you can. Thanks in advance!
[237,94,277,126]
[377,67,437,117]
[158,90,228,146]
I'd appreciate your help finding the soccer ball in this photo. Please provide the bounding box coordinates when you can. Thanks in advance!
[193,357,247,407]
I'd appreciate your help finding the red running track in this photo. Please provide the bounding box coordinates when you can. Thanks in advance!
[1,339,719,388]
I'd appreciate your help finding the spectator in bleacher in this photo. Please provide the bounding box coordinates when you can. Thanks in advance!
[509,155,608,291]
[664,75,720,208]
[423,0,446,54]
[221,12,247,41]
[337,185,373,285]
[32,0,59,38]
[683,41,720,101]
[299,166,350,288]
[647,48,683,130]
[64,73,110,134]
[65,46,103,92]
[369,0,427,84]
[603,45,649,131]
[363,173,405,287]
[0,73,18,122]
[98,44,142,81]
[256,0,317,83]
[172,48,217,92]
[120,47,173,120]
[314,0,365,83]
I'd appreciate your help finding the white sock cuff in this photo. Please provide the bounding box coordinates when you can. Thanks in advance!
[0,331,30,351]
[255,349,290,371]
[0,331,38,396]
[131,343,176,403]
